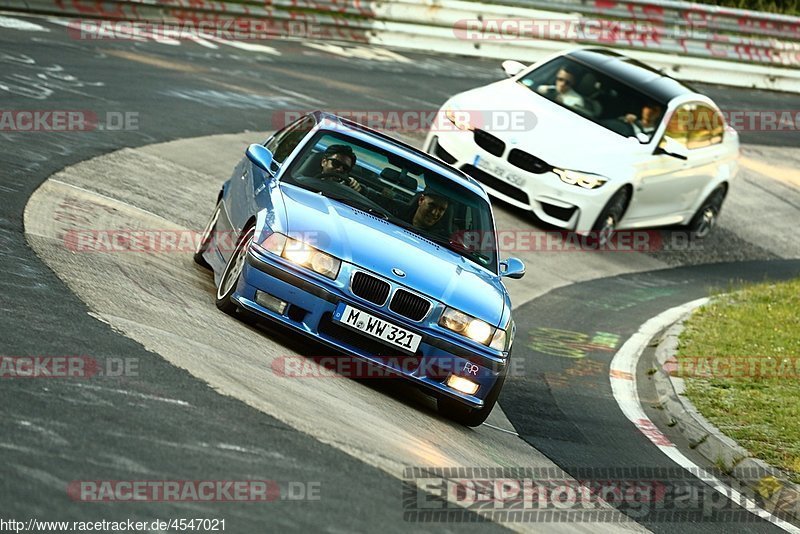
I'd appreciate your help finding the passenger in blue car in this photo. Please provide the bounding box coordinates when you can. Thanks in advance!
[403,192,449,232]
[316,144,363,192]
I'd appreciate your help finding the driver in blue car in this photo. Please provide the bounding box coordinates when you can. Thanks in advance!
[317,144,362,192]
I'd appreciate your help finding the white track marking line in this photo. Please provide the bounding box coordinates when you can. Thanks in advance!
[186,34,218,49]
[399,94,440,107]
[0,16,50,31]
[202,35,280,55]
[609,298,800,533]
[71,383,191,407]
[48,179,178,224]
[482,423,519,436]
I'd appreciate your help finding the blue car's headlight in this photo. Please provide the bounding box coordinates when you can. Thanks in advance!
[256,233,341,280]
[439,307,495,346]
[490,319,515,352]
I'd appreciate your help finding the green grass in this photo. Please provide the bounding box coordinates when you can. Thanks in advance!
[676,278,800,483]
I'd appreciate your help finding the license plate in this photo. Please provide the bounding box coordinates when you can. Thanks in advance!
[474,155,526,187]
[334,304,421,353]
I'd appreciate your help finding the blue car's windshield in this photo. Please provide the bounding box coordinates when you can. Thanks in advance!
[282,130,498,272]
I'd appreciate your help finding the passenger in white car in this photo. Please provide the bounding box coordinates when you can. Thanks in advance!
[621,102,663,138]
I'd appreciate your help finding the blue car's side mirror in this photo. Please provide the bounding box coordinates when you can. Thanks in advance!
[500,257,525,279]
[246,144,275,174]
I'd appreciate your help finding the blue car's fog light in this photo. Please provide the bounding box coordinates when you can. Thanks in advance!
[255,291,287,314]
[446,374,480,396]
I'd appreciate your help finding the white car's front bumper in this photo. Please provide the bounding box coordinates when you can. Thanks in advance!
[425,129,618,235]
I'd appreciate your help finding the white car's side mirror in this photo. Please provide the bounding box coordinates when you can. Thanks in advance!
[501,60,526,78]
[656,136,689,161]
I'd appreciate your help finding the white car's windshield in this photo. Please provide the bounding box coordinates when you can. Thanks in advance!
[282,130,499,272]
[518,56,668,142]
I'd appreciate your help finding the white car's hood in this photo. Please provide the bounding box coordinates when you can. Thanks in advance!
[452,79,644,173]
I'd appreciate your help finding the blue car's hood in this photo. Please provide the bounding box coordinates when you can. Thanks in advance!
[279,186,506,326]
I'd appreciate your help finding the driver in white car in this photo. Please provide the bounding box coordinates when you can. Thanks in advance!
[537,66,585,110]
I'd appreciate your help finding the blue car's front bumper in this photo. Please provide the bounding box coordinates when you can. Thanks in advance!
[233,247,508,408]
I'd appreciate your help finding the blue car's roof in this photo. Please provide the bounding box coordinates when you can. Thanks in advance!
[312,111,490,201]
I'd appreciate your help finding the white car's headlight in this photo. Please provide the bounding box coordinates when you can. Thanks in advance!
[444,108,474,131]
[257,233,341,280]
[553,168,607,189]
[439,307,495,345]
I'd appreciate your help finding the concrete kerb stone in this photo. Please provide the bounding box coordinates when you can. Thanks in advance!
[650,301,800,523]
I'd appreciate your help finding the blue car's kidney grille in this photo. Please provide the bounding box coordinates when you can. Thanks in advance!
[351,272,390,305]
[389,289,430,322]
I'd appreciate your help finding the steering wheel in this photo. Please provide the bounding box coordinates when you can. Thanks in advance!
[448,232,478,253]
[307,172,371,201]
[316,171,349,184]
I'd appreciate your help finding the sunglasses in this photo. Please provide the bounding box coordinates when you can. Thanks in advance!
[556,76,572,85]
[325,157,351,172]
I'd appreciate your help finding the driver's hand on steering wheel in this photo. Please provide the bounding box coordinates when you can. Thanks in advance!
[341,175,362,193]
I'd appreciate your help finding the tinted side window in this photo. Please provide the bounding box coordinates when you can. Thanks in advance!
[664,104,724,150]
[687,105,724,149]
[265,116,315,170]
[664,105,691,147]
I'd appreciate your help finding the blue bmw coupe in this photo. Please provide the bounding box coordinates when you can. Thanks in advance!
[195,112,525,426]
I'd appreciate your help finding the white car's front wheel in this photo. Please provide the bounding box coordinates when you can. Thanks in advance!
[591,188,630,247]
[688,185,726,240]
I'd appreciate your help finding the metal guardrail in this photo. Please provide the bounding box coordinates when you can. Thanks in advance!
[1,0,798,68]
[377,0,800,67]
[496,0,800,40]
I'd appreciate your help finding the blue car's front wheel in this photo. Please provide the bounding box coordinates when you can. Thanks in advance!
[215,224,255,315]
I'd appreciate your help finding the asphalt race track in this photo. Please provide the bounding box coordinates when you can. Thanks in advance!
[2,13,800,533]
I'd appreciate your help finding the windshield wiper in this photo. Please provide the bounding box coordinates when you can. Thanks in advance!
[401,226,492,265]
[325,194,390,220]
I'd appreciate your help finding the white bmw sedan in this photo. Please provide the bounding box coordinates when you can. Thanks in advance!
[424,48,739,242]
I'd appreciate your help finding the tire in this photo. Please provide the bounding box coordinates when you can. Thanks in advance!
[215,224,255,315]
[687,185,726,240]
[194,201,221,269]
[437,371,507,427]
[590,188,630,248]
